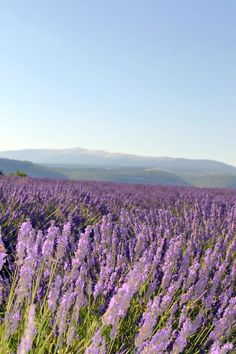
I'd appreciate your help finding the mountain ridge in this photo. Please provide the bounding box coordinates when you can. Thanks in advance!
[1,155,236,189]
[1,148,236,189]
[0,147,235,175]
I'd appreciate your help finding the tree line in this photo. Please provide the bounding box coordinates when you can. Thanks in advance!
[0,170,28,177]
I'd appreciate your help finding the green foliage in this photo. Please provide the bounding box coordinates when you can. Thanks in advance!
[15,170,28,177]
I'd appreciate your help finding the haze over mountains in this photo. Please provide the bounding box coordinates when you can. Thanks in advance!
[1,147,236,172]
[1,148,236,189]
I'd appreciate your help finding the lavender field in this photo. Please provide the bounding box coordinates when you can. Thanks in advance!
[0,176,236,353]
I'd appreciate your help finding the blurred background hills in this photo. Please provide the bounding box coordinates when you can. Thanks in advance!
[1,148,236,189]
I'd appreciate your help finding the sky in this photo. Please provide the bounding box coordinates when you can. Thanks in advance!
[0,0,235,166]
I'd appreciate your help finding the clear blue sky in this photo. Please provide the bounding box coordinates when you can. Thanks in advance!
[0,1,235,165]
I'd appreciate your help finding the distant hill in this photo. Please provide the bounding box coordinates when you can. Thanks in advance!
[50,166,236,189]
[1,149,236,189]
[0,158,65,179]
[54,166,191,186]
[182,173,236,189]
[0,147,236,175]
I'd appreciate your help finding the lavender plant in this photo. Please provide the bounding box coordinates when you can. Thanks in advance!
[0,176,235,353]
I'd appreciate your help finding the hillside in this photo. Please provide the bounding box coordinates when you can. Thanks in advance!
[54,166,191,186]
[0,158,65,179]
[182,173,236,189]
[1,151,236,189]
[1,148,236,175]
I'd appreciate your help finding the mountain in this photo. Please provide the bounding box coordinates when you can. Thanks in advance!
[0,148,236,189]
[0,148,236,175]
[0,158,65,179]
[0,158,190,186]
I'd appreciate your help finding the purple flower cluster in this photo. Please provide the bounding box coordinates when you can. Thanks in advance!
[0,177,235,352]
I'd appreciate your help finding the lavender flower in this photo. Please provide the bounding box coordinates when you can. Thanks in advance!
[135,296,161,349]
[48,275,62,312]
[16,255,35,300]
[85,329,106,354]
[210,341,233,354]
[0,230,6,271]
[7,310,21,336]
[56,222,71,260]
[209,297,236,342]
[140,327,171,353]
[55,286,75,337]
[66,326,75,347]
[172,315,202,353]
[103,253,151,338]
[17,304,36,354]
[42,222,58,259]
[16,221,32,267]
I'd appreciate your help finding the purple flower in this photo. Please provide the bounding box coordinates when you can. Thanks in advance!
[8,310,21,335]
[0,235,6,271]
[135,296,161,349]
[16,255,35,300]
[103,253,151,338]
[16,221,32,267]
[85,329,106,354]
[17,304,36,354]
[42,222,58,259]
[70,226,91,282]
[210,341,233,354]
[66,326,75,347]
[48,275,62,312]
[210,297,236,342]
[56,222,71,260]
[56,286,75,336]
[140,327,171,353]
[172,315,202,353]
